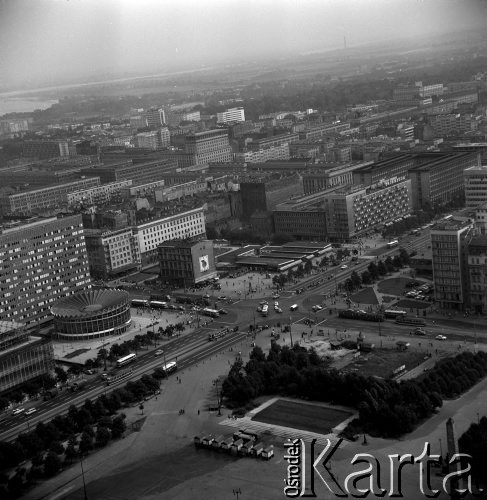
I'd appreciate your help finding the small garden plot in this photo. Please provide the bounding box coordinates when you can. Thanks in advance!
[252,399,353,435]
[341,348,425,378]
[350,287,379,305]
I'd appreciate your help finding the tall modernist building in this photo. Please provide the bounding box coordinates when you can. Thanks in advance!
[467,235,487,314]
[158,238,217,287]
[323,177,412,241]
[431,217,474,310]
[0,320,55,395]
[464,166,487,208]
[0,216,91,327]
[217,107,245,124]
[183,129,233,164]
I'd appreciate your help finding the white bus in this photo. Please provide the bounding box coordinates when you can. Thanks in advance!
[116,353,137,368]
[386,240,399,248]
[202,308,220,318]
[149,300,168,309]
[131,299,149,307]
[261,304,269,317]
[161,361,177,375]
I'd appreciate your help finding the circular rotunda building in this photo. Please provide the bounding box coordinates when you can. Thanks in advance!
[51,289,132,340]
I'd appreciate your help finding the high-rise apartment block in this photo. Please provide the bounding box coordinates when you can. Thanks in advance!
[217,107,245,124]
[183,129,233,164]
[467,235,487,313]
[464,166,487,208]
[0,216,91,327]
[158,238,217,287]
[430,218,473,310]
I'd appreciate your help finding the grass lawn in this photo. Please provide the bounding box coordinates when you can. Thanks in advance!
[351,287,378,305]
[252,399,353,434]
[342,348,425,379]
[394,299,431,310]
[377,277,425,296]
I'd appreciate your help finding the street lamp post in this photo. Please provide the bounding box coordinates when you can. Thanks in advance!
[289,315,293,346]
[213,379,222,416]
[439,438,443,460]
[80,453,89,500]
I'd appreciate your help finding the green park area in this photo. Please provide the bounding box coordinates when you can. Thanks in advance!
[252,399,353,434]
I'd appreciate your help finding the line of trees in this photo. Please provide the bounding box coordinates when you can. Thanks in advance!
[222,343,487,440]
[344,249,410,294]
[0,370,165,499]
[83,322,186,370]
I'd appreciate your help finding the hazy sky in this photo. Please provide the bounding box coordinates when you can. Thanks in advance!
[0,0,485,90]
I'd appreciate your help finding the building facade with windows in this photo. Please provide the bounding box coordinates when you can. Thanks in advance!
[464,166,487,208]
[467,235,487,314]
[84,228,141,279]
[217,107,245,124]
[0,216,91,326]
[0,320,55,395]
[134,207,206,266]
[158,238,217,287]
[66,179,133,207]
[431,218,473,310]
[0,177,100,216]
[323,177,412,241]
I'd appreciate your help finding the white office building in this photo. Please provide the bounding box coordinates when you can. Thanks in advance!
[217,107,245,124]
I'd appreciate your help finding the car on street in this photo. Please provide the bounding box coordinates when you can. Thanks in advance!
[259,300,268,305]
[274,301,279,306]
[25,408,37,416]
[218,295,227,300]
[257,306,263,312]
[275,306,282,313]
[272,294,280,299]
[340,265,348,270]
[413,328,426,336]
[218,309,228,315]
[155,349,164,356]
[435,334,447,340]
[12,407,25,416]
[312,304,323,311]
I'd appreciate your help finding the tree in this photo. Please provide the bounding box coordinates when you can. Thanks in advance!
[54,366,68,384]
[304,261,313,275]
[350,271,361,289]
[111,415,126,439]
[65,442,78,464]
[377,260,387,276]
[367,262,379,280]
[319,255,329,267]
[95,426,111,447]
[49,440,65,455]
[361,270,372,285]
[0,397,9,412]
[7,473,24,498]
[43,451,62,477]
[385,256,395,273]
[79,431,93,454]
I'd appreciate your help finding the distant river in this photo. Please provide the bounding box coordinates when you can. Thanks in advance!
[0,96,59,117]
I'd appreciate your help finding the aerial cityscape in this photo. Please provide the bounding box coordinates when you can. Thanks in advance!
[1,0,487,498]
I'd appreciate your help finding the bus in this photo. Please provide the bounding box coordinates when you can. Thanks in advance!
[116,353,137,368]
[106,368,133,385]
[261,304,269,317]
[161,361,177,375]
[131,299,149,307]
[395,316,426,327]
[386,240,399,249]
[384,309,407,319]
[149,300,168,309]
[202,308,220,318]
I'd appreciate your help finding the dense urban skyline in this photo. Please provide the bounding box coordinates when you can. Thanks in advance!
[1,0,487,90]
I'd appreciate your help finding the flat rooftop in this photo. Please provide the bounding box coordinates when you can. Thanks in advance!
[0,320,24,334]
[430,218,473,232]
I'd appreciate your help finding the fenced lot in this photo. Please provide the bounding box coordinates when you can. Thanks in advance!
[252,399,353,434]
[341,348,425,378]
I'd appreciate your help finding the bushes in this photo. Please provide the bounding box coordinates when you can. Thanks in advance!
[222,345,487,439]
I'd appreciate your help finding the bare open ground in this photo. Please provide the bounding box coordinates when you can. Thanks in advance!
[251,399,353,434]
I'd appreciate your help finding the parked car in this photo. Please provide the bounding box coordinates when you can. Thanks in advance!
[25,408,37,416]
[340,265,348,270]
[12,407,25,416]
[155,349,164,356]
[436,334,447,341]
